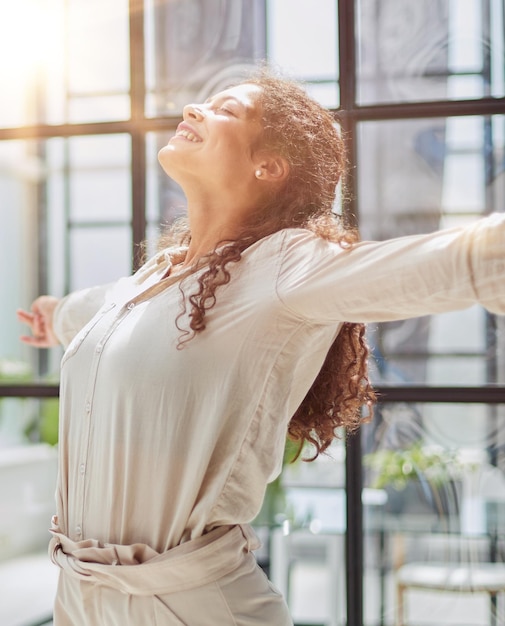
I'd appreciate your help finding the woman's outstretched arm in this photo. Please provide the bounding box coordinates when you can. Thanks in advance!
[276,212,505,323]
[17,284,111,349]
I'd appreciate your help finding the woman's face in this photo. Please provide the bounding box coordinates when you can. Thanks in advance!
[158,83,265,188]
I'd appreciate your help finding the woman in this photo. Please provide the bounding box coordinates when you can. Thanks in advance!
[17,70,505,625]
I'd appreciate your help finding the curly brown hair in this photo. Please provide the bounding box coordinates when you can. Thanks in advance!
[161,68,375,460]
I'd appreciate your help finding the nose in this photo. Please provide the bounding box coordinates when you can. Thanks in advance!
[183,103,204,121]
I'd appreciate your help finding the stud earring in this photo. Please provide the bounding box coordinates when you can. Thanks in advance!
[255,169,262,178]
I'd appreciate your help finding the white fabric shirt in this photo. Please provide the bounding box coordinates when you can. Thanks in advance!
[52,215,505,554]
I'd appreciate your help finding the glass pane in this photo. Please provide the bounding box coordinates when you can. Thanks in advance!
[0,398,41,449]
[145,131,187,254]
[67,135,131,223]
[357,0,505,104]
[358,115,504,385]
[0,0,129,127]
[363,402,505,626]
[0,140,56,368]
[266,0,339,108]
[145,0,266,116]
[259,439,347,625]
[69,226,131,291]
[0,135,132,388]
[0,138,64,453]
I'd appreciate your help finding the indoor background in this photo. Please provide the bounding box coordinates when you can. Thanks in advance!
[0,1,504,625]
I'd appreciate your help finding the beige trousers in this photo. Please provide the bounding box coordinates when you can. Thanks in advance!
[49,522,292,625]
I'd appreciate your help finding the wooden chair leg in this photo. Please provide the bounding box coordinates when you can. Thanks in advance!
[396,584,406,626]
[490,591,497,626]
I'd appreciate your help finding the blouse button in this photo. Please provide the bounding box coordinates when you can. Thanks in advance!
[79,464,85,475]
[75,526,82,536]
[85,402,91,413]
[127,302,135,310]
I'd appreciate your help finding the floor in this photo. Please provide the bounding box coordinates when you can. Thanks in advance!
[289,564,501,626]
[0,552,57,626]
[1,554,502,626]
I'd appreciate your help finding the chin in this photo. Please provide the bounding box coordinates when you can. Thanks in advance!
[158,145,175,174]
[158,144,170,162]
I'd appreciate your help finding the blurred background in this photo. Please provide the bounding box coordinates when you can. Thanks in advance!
[0,1,504,625]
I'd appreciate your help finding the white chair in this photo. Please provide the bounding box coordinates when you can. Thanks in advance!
[394,457,505,626]
[395,488,505,626]
[270,488,387,626]
[396,559,505,626]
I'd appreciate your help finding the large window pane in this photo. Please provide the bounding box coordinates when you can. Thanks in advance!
[1,140,49,365]
[67,135,131,223]
[266,0,339,108]
[66,0,130,122]
[145,131,187,256]
[69,226,131,290]
[0,138,63,451]
[145,0,266,117]
[263,439,348,626]
[44,134,132,291]
[357,0,505,105]
[64,135,133,289]
[0,0,129,127]
[363,402,505,625]
[358,115,504,238]
[358,115,504,386]
[0,135,131,382]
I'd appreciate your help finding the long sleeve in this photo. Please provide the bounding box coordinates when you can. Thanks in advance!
[53,284,111,348]
[276,212,505,323]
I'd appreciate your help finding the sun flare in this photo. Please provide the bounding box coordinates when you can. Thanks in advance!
[0,0,64,92]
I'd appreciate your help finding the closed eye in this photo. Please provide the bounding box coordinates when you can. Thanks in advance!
[216,105,236,116]
[204,94,247,118]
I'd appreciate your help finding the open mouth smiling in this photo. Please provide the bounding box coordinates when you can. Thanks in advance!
[174,123,202,143]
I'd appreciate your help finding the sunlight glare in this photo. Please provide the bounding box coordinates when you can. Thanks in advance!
[0,0,64,93]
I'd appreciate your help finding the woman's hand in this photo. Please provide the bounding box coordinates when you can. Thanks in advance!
[16,296,61,348]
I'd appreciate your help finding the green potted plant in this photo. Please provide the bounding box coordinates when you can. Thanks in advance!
[364,443,460,516]
[0,358,59,446]
[254,438,300,527]
[0,359,33,446]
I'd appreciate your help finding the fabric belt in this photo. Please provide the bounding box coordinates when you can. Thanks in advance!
[49,516,261,596]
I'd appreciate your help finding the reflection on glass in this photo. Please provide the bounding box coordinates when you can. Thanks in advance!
[363,402,505,626]
[69,226,131,291]
[257,439,348,625]
[0,134,132,378]
[0,140,53,365]
[145,0,266,116]
[358,115,504,386]
[145,132,187,254]
[0,0,129,127]
[266,0,339,108]
[67,135,131,223]
[356,0,505,104]
[358,115,504,240]
[0,397,40,449]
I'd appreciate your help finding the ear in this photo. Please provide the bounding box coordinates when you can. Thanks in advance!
[254,152,289,183]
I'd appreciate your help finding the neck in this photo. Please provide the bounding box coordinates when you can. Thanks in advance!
[180,188,259,267]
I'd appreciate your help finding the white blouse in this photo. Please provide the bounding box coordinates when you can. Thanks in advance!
[52,215,505,554]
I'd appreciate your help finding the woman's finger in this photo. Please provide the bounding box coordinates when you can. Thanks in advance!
[17,309,49,343]
[19,334,53,347]
[16,309,35,324]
